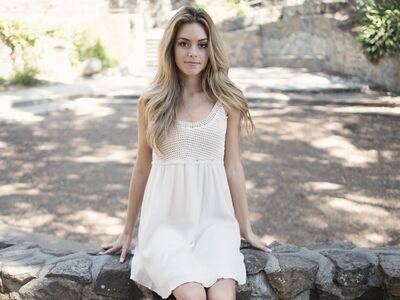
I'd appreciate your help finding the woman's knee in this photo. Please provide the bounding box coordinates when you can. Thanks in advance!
[207,278,236,300]
[172,281,207,300]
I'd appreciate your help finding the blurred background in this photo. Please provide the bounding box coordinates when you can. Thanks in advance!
[0,0,399,250]
[1,0,399,91]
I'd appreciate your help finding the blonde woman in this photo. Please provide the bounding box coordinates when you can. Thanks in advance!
[100,6,272,300]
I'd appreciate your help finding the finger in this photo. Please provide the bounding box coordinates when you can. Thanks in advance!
[120,246,127,263]
[264,246,273,253]
[101,243,113,249]
[262,242,273,253]
[101,246,117,255]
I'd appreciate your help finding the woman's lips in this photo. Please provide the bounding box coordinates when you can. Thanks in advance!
[184,61,200,65]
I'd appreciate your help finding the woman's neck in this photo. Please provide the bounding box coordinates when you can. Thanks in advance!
[179,73,203,97]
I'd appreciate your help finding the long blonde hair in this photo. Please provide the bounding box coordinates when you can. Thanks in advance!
[141,6,256,155]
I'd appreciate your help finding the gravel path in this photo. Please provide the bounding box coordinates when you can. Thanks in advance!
[0,94,398,248]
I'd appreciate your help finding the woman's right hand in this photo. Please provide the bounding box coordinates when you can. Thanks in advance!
[99,232,133,263]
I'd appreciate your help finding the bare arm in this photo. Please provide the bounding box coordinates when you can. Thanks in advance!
[224,106,272,252]
[123,97,152,237]
[223,107,252,238]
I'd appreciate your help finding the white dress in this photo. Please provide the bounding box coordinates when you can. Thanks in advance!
[129,100,247,299]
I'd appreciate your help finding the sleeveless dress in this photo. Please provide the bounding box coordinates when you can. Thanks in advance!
[129,100,247,299]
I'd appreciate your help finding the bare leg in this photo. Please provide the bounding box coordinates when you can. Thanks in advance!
[172,281,207,300]
[207,278,236,300]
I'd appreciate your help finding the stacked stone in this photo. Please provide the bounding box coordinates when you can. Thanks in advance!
[0,237,399,299]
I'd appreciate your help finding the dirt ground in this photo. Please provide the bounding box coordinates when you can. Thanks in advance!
[0,94,399,248]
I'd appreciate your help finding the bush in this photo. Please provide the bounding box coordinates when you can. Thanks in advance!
[0,20,38,61]
[73,31,118,68]
[10,65,39,86]
[355,0,400,62]
[0,20,41,85]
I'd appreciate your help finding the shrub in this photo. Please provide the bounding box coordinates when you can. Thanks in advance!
[0,20,38,62]
[73,31,118,68]
[10,64,39,86]
[0,20,40,85]
[355,0,400,62]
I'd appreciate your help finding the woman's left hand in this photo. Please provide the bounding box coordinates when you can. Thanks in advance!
[244,230,273,253]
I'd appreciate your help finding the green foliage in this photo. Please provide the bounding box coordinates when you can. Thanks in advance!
[73,31,118,68]
[225,0,250,16]
[44,28,68,40]
[9,64,39,86]
[355,0,400,62]
[0,20,41,85]
[194,3,206,9]
[0,20,38,61]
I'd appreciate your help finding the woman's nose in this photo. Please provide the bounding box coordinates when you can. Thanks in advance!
[188,47,198,57]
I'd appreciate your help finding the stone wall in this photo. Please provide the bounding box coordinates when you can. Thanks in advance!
[1,237,399,299]
[219,0,400,94]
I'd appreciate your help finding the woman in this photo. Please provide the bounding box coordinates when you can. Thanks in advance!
[100,6,272,300]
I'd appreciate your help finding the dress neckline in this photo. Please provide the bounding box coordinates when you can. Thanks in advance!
[176,101,219,127]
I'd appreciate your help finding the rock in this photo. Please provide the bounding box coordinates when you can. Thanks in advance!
[45,257,93,284]
[270,244,301,253]
[0,240,15,251]
[319,250,372,287]
[0,241,40,254]
[1,249,49,292]
[94,254,141,299]
[241,248,269,275]
[1,236,399,299]
[16,277,83,300]
[355,286,386,300]
[378,253,400,297]
[293,289,311,300]
[306,242,355,251]
[81,57,102,77]
[39,248,75,257]
[265,254,318,299]
[237,272,278,300]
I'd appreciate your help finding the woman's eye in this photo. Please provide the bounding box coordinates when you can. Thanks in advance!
[178,41,207,48]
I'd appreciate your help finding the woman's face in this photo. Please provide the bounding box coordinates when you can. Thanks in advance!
[174,22,209,78]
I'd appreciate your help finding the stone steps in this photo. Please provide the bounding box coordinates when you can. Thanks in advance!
[144,30,162,68]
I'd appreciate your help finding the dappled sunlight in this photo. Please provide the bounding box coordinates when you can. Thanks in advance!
[242,150,272,162]
[363,232,387,245]
[73,145,134,164]
[303,181,342,191]
[313,105,400,116]
[0,182,40,197]
[1,90,398,248]
[65,209,124,236]
[0,109,45,124]
[0,141,8,149]
[63,97,116,119]
[302,215,329,230]
[247,93,290,102]
[44,136,137,164]
[245,179,256,190]
[1,207,55,229]
[310,135,378,167]
[345,231,389,248]
[344,191,400,209]
[249,211,264,223]
[326,196,390,217]
[35,142,59,151]
[261,233,283,245]
[105,183,126,191]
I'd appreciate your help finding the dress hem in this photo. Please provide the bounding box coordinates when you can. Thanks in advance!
[130,272,247,300]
